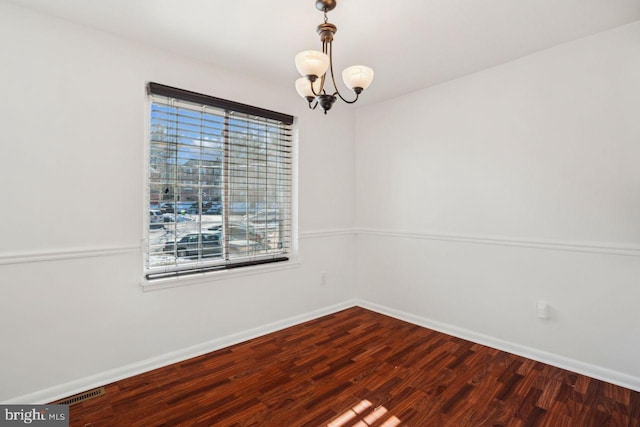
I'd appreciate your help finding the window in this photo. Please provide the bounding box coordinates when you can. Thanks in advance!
[145,83,293,280]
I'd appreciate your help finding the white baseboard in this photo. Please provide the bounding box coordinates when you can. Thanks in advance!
[355,299,640,392]
[4,299,358,404]
[8,297,639,403]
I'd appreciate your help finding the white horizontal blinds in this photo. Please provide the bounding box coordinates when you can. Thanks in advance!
[146,83,293,279]
[226,111,292,260]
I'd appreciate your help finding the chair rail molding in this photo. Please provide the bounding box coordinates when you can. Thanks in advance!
[300,228,355,239]
[355,228,640,257]
[0,245,141,266]
[0,228,358,266]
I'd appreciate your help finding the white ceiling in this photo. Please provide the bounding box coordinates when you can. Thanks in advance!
[7,0,640,106]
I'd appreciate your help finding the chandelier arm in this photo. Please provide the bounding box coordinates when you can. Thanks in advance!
[320,40,328,94]
[309,74,327,97]
[333,90,360,104]
[309,78,321,97]
[307,99,319,110]
[327,41,358,104]
[309,41,329,97]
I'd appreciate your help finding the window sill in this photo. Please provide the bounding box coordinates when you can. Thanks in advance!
[140,258,301,292]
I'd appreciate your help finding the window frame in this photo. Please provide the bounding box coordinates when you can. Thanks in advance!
[142,83,296,283]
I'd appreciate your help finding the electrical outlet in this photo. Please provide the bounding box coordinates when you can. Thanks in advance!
[320,271,327,286]
[537,300,550,320]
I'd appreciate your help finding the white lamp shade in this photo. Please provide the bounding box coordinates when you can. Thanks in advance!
[295,51,329,78]
[295,77,322,98]
[342,65,374,91]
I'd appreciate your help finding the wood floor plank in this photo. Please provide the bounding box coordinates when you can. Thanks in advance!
[55,307,640,426]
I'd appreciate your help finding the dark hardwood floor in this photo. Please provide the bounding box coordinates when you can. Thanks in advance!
[60,307,640,426]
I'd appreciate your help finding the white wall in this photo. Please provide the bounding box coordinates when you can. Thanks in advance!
[2,0,639,403]
[355,21,640,389]
[0,2,356,402]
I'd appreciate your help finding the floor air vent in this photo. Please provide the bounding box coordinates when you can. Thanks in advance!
[54,387,105,405]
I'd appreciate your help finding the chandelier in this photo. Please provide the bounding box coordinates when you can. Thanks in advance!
[294,0,374,114]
